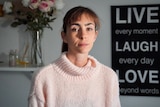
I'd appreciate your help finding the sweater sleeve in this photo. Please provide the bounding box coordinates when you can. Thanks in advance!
[112,74,121,107]
[28,94,39,107]
[28,70,45,107]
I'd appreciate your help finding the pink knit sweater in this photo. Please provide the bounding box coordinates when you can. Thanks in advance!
[28,53,121,107]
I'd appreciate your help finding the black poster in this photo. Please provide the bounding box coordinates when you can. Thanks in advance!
[111,4,160,96]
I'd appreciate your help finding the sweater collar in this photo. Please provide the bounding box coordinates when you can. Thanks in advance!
[53,52,101,80]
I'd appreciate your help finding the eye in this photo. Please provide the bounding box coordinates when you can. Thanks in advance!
[86,27,93,31]
[70,26,80,32]
[71,28,79,32]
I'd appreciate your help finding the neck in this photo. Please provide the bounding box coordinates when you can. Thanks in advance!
[66,52,89,67]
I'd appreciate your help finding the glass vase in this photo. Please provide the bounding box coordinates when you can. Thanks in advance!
[31,30,44,66]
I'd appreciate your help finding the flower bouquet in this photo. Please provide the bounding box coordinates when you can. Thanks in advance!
[3,0,64,66]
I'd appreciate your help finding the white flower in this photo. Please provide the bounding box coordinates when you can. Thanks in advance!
[55,0,65,10]
[29,0,40,9]
[47,0,55,7]
[22,0,30,7]
[3,1,13,13]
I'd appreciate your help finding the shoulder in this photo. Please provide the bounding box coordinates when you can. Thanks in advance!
[98,64,119,87]
[88,55,118,78]
[29,64,56,102]
[31,63,56,84]
[88,55,118,79]
[102,64,117,74]
[33,64,53,77]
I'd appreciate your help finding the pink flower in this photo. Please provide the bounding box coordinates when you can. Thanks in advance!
[29,0,40,9]
[39,1,51,12]
[30,0,39,3]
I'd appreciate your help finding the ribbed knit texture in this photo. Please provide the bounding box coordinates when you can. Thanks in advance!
[28,53,121,107]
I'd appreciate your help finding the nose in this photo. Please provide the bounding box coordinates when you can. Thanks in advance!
[79,28,87,40]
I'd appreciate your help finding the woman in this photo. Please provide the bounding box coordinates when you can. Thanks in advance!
[28,6,121,107]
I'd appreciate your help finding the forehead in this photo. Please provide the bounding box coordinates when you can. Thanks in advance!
[70,13,95,24]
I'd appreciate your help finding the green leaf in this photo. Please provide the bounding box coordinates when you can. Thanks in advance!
[11,22,22,27]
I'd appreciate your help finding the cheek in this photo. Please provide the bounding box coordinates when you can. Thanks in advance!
[66,32,78,42]
[90,34,97,43]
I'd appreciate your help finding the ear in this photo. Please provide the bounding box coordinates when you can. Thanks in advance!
[61,31,67,43]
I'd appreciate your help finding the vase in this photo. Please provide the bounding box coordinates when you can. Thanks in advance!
[31,30,44,66]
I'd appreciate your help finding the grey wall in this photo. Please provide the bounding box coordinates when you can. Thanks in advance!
[0,0,160,107]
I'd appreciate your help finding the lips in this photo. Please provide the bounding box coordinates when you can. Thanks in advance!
[78,43,88,47]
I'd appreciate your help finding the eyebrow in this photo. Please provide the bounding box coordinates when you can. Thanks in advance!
[71,23,95,27]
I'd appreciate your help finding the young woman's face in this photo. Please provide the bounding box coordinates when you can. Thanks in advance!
[62,14,98,55]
